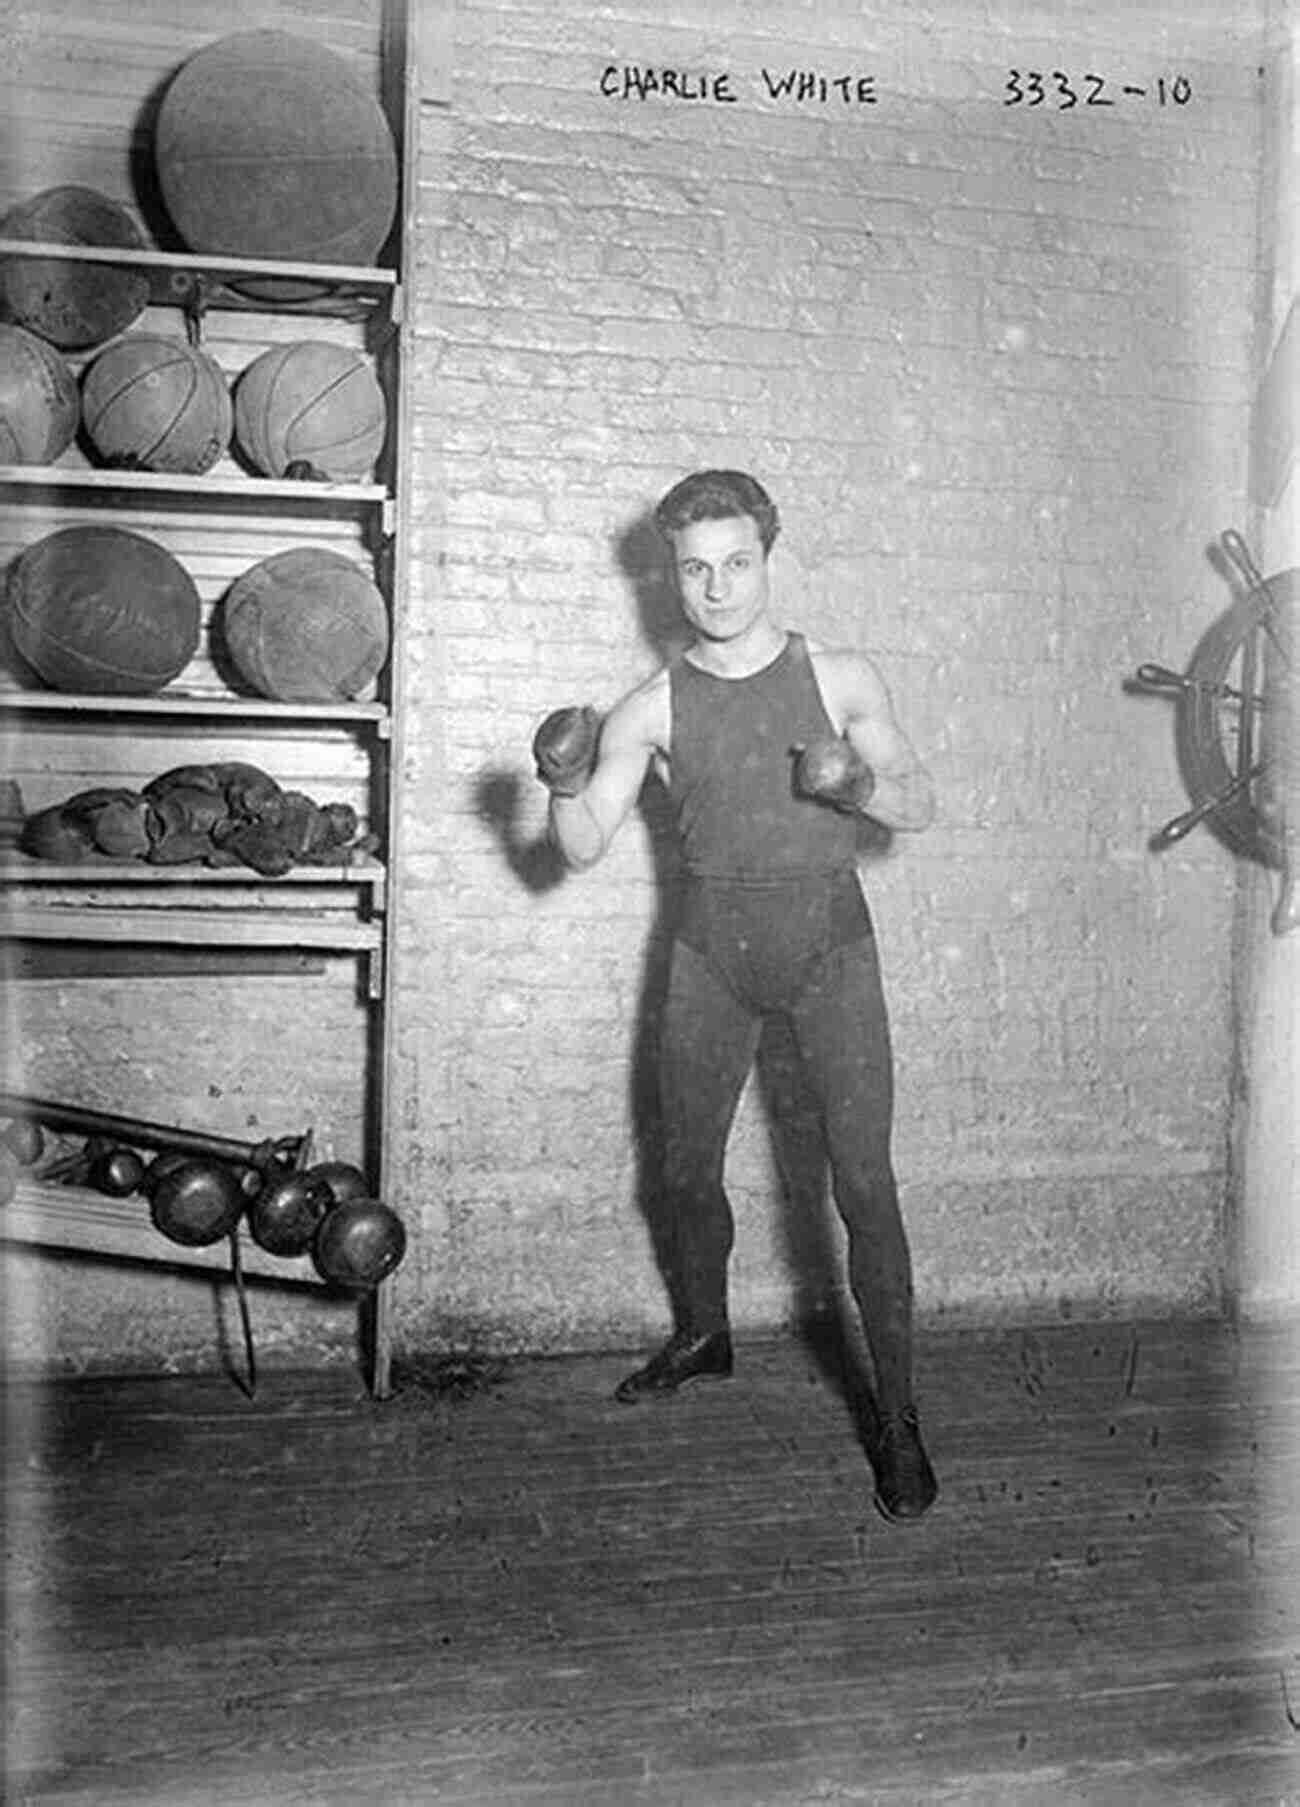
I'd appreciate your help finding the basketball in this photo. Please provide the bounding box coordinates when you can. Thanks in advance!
[0,324,80,463]
[6,525,202,695]
[0,186,150,350]
[312,1198,407,1289]
[233,341,387,480]
[153,31,398,271]
[82,333,232,474]
[220,547,389,702]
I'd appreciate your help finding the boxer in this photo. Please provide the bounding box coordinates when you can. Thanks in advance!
[533,470,938,1522]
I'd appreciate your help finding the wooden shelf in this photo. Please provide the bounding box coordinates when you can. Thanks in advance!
[0,238,400,321]
[2,902,382,948]
[0,850,386,897]
[0,689,391,734]
[0,463,391,517]
[2,1175,324,1285]
[2,898,386,995]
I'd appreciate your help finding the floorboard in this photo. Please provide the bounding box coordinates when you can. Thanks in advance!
[5,1317,1300,1804]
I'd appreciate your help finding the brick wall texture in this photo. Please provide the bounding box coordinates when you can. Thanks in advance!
[383,0,1269,1354]
[1235,2,1300,1317]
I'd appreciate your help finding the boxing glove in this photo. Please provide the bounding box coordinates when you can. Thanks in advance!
[792,736,876,813]
[86,792,153,859]
[271,794,361,863]
[533,705,602,796]
[20,788,151,862]
[144,763,285,828]
[21,799,101,862]
[145,785,229,865]
[211,817,297,878]
[209,796,364,875]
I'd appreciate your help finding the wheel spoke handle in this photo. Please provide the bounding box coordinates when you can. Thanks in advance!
[1151,763,1265,849]
[1131,662,1262,707]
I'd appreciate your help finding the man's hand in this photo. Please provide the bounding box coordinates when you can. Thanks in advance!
[791,735,876,813]
[533,705,602,797]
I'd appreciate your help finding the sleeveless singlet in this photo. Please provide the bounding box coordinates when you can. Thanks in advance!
[668,632,860,883]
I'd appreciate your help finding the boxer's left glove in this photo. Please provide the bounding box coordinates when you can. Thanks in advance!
[533,705,602,797]
[792,736,876,813]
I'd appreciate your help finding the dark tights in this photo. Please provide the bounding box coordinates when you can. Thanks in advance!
[658,872,915,1414]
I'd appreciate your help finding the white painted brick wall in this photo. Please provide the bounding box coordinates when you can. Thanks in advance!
[386,0,1264,1350]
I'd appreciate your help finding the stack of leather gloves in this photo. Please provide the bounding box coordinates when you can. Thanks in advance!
[19,762,371,877]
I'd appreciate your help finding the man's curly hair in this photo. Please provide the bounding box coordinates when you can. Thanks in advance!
[653,469,781,555]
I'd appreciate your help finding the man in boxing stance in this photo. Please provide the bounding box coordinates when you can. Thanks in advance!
[532,470,938,1521]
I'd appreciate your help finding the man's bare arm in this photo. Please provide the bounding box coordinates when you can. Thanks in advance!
[548,678,665,869]
[809,648,936,832]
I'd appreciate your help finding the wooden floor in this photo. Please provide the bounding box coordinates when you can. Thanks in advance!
[5,1316,1300,1805]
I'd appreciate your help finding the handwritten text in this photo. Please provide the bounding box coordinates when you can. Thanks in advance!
[1005,70,1194,108]
[599,65,878,105]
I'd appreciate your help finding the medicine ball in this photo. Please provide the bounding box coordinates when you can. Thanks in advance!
[0,324,79,464]
[247,1169,333,1258]
[154,31,398,277]
[309,1160,369,1207]
[312,1197,406,1290]
[220,546,389,703]
[0,186,150,349]
[6,525,201,695]
[89,1144,148,1198]
[233,341,386,481]
[149,1157,245,1248]
[142,1149,192,1198]
[82,333,231,474]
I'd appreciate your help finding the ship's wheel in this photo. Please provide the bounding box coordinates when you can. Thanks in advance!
[1129,530,1296,932]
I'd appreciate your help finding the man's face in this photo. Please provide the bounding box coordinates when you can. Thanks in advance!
[669,514,770,643]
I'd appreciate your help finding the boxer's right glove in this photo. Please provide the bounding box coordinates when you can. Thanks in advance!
[533,705,602,796]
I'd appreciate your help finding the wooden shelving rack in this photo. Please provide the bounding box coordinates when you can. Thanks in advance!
[1,6,419,1395]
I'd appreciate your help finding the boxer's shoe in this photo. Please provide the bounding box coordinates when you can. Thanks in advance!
[614,1328,733,1403]
[872,1407,939,1523]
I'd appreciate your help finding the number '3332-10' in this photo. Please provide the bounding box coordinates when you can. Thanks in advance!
[1005,70,1193,108]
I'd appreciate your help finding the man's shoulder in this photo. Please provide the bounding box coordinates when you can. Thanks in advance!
[804,641,891,716]
[605,664,671,750]
[805,639,884,680]
[619,663,673,710]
